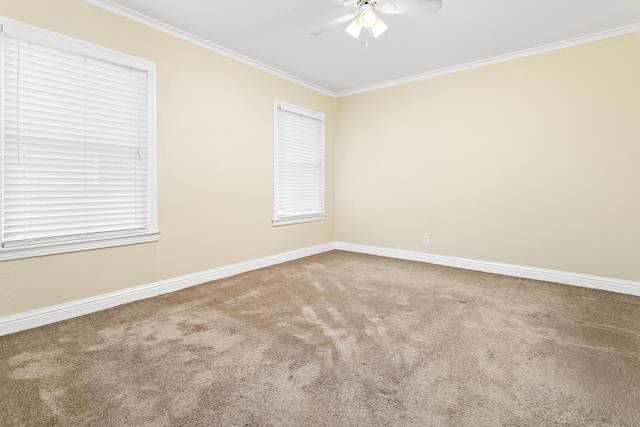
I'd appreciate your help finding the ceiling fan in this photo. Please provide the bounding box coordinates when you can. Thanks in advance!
[311,0,443,41]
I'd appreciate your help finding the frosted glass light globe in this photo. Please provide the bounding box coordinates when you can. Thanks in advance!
[359,9,377,28]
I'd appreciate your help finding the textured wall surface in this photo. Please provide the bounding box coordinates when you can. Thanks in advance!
[336,33,640,282]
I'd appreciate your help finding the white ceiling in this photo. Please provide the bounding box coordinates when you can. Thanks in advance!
[95,0,640,96]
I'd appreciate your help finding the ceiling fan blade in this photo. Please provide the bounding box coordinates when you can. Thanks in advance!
[376,0,443,15]
[326,0,359,7]
[310,12,358,36]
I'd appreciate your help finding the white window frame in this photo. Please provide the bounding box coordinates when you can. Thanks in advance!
[0,17,158,261]
[273,101,326,227]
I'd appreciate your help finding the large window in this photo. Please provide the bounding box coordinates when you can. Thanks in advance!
[273,101,325,226]
[0,18,157,260]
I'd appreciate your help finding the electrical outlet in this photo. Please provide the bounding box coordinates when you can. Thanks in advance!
[423,236,430,246]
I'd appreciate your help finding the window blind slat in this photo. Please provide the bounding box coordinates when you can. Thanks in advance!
[4,205,148,217]
[3,93,148,120]
[3,109,147,130]
[4,139,147,154]
[4,222,147,239]
[5,64,148,97]
[4,82,148,110]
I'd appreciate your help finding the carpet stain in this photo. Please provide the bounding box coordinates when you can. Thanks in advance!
[223,289,261,305]
[326,306,345,324]
[301,305,355,358]
[327,276,347,291]
[304,263,326,271]
[39,387,66,419]
[311,281,325,293]
[177,321,209,336]
[8,349,67,380]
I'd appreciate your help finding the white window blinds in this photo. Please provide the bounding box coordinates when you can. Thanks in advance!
[0,20,157,254]
[273,102,325,226]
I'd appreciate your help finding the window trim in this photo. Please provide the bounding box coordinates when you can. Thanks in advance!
[273,100,326,227]
[0,17,158,261]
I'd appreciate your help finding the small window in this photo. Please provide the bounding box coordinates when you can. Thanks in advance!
[0,18,157,260]
[273,101,325,226]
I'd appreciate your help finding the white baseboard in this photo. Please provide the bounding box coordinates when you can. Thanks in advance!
[0,242,336,337]
[335,242,640,297]
[3,241,638,337]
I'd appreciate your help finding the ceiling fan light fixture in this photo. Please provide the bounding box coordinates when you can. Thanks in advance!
[359,7,377,29]
[345,19,362,39]
[371,16,388,38]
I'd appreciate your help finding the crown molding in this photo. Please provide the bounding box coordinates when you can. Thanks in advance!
[337,22,640,97]
[82,1,639,100]
[82,0,338,98]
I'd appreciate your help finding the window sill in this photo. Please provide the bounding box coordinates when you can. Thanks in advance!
[0,232,160,262]
[273,214,326,227]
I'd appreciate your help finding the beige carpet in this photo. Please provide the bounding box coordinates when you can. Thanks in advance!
[1,251,640,426]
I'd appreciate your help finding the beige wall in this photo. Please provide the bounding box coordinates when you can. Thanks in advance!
[0,0,336,317]
[1,0,638,319]
[336,32,640,282]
